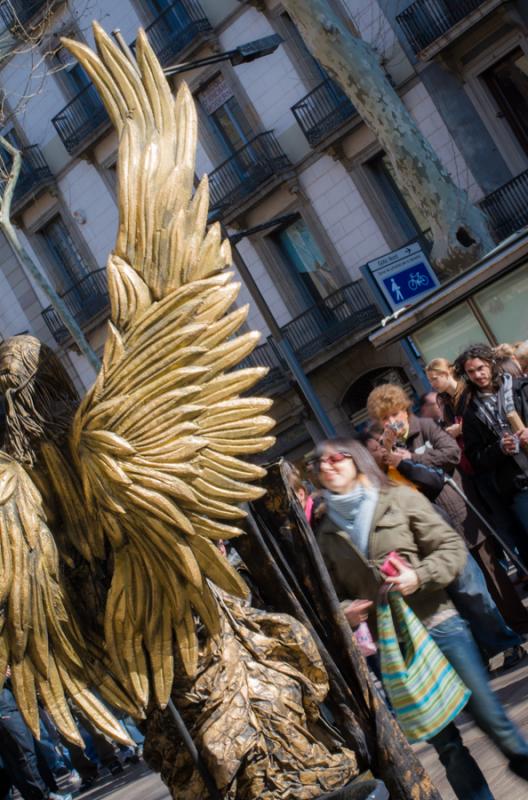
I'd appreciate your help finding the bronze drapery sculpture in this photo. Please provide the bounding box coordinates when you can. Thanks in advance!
[0,23,363,798]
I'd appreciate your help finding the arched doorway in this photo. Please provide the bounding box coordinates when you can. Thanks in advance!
[342,367,414,428]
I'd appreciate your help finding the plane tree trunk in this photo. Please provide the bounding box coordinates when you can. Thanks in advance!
[279,0,494,278]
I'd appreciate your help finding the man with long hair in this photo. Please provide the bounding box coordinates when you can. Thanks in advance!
[455,343,528,539]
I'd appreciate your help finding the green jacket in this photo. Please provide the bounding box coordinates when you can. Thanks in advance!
[315,484,467,632]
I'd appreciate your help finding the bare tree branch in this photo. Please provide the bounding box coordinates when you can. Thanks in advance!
[0,135,100,371]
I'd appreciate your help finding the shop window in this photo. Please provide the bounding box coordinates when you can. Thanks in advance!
[272,216,338,307]
[412,303,487,364]
[473,264,528,344]
[482,48,528,157]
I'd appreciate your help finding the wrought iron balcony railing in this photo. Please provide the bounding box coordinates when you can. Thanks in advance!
[208,132,291,216]
[282,279,381,361]
[291,78,357,147]
[141,0,212,66]
[237,340,285,391]
[396,0,491,54]
[51,84,110,156]
[41,268,109,345]
[0,145,54,211]
[479,169,528,242]
[238,279,381,391]
[0,0,56,30]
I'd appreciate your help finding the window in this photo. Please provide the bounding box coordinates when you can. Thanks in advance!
[198,75,253,156]
[54,44,91,97]
[279,11,326,87]
[272,216,338,306]
[482,48,528,157]
[412,303,487,364]
[368,152,431,245]
[39,216,90,293]
[473,264,528,343]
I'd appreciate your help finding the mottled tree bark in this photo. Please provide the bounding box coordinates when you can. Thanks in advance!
[235,461,442,800]
[276,0,494,277]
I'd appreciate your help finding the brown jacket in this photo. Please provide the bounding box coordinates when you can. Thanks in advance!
[315,484,466,633]
[404,415,486,548]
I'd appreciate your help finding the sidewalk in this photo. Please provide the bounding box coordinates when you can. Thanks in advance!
[68,655,528,800]
[414,651,528,799]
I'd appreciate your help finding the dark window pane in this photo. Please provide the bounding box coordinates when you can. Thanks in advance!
[483,48,528,156]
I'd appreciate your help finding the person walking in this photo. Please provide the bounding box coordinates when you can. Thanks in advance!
[0,685,72,800]
[455,343,528,543]
[311,437,528,800]
[366,382,528,656]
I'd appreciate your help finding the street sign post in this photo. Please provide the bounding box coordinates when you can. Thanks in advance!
[367,242,439,311]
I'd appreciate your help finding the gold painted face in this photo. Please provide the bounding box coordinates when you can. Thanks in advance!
[0,336,39,393]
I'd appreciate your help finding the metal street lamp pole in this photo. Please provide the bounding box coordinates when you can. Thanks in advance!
[163,35,284,76]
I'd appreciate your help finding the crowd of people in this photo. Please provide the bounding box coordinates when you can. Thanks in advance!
[0,680,143,800]
[292,339,528,800]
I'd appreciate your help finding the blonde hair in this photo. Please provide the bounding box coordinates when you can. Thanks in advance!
[425,357,453,376]
[366,383,411,421]
[425,357,466,406]
[493,343,516,360]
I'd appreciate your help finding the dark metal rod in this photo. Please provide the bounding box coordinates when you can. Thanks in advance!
[167,699,222,799]
[444,476,528,576]
[229,242,335,438]
[164,50,237,76]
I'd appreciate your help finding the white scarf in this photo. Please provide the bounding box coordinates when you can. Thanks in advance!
[324,485,379,557]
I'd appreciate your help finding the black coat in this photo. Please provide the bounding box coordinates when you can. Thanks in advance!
[462,376,528,501]
[403,415,486,547]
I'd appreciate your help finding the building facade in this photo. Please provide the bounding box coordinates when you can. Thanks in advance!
[0,0,527,457]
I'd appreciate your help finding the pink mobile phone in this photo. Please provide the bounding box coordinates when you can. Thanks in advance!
[380,551,408,577]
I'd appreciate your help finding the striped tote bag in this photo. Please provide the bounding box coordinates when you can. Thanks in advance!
[377,591,471,742]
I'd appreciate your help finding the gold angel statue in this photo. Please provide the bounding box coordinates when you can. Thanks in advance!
[0,23,359,798]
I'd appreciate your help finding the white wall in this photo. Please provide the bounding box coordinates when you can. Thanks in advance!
[220,7,309,137]
[58,163,118,267]
[234,237,291,329]
[300,155,389,278]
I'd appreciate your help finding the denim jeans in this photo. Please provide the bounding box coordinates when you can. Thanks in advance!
[428,615,528,800]
[0,688,52,800]
[447,552,521,658]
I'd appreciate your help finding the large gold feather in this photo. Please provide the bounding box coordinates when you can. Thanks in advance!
[59,24,275,706]
[0,453,133,745]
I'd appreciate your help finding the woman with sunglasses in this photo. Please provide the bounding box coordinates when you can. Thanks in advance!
[311,437,528,800]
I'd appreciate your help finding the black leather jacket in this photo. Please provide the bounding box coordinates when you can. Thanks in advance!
[462,376,528,500]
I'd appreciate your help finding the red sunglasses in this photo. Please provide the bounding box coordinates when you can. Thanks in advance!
[309,451,353,470]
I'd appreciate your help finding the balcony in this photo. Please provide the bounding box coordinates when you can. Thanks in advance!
[291,78,358,148]
[396,0,502,56]
[41,268,109,345]
[52,84,110,156]
[238,279,381,391]
[142,0,212,67]
[238,340,286,392]
[0,0,60,30]
[208,132,291,218]
[0,145,54,212]
[479,169,528,242]
[282,279,381,361]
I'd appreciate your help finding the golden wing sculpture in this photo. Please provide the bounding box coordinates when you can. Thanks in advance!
[56,23,274,707]
[0,23,362,799]
[0,446,132,746]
